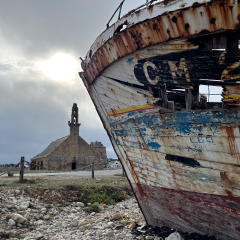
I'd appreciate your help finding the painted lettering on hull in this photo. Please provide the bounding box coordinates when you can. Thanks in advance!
[134,50,240,87]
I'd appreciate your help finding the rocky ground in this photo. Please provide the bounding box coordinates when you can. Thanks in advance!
[0,187,148,240]
[0,175,218,240]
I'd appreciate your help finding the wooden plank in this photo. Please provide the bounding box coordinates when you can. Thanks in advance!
[133,164,240,197]
[119,135,240,164]
[130,157,240,189]
[114,122,240,138]
[95,76,154,101]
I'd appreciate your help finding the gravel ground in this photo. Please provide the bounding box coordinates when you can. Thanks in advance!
[0,186,218,240]
[1,169,123,177]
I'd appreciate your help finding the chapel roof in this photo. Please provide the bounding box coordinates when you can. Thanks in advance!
[31,136,68,160]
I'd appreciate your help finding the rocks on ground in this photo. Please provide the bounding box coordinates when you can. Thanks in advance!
[0,186,218,240]
[0,186,144,239]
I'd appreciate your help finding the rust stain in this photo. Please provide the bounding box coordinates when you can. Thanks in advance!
[135,53,145,60]
[220,171,229,180]
[110,108,117,116]
[127,156,149,199]
[224,189,234,197]
[167,160,180,189]
[147,5,154,14]
[154,172,159,178]
[225,127,240,162]
[163,0,179,5]
[110,88,116,94]
[128,158,140,184]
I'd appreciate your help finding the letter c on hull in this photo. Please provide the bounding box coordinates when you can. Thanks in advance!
[143,61,159,85]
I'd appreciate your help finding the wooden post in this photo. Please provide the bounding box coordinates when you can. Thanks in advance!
[122,168,126,177]
[92,162,94,179]
[159,84,168,108]
[19,156,24,182]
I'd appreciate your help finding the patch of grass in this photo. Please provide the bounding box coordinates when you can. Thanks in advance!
[28,203,34,208]
[19,179,36,184]
[0,174,132,206]
[4,175,130,190]
[14,233,24,239]
[86,202,101,213]
[79,186,127,206]
[6,177,43,189]
[27,170,57,173]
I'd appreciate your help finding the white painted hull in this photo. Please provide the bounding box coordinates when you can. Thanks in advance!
[80,0,240,238]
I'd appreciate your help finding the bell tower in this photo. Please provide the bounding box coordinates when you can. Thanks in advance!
[68,103,80,138]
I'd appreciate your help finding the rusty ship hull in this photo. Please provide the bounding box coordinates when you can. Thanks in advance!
[80,0,240,239]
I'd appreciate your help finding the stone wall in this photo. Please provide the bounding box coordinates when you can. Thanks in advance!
[92,147,107,166]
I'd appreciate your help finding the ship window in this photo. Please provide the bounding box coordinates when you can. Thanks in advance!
[199,85,222,102]
[165,154,201,168]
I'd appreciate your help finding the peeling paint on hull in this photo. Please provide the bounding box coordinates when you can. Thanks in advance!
[79,0,240,239]
[80,72,240,240]
[132,183,240,239]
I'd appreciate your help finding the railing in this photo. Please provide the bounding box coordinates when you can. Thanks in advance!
[107,0,157,28]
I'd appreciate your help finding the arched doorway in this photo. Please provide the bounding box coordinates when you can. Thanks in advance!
[72,162,76,170]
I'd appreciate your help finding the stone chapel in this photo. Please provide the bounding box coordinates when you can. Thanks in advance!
[31,103,107,170]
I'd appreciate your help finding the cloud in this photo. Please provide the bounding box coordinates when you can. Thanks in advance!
[0,51,116,164]
[0,0,146,164]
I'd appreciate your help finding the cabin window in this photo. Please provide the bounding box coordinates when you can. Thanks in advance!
[199,86,222,103]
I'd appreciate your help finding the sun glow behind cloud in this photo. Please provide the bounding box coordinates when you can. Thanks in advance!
[39,53,78,81]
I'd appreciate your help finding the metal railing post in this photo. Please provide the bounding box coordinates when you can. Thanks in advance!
[107,0,125,27]
[118,4,123,20]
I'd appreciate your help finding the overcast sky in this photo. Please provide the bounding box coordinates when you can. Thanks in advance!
[0,0,150,164]
[0,0,222,165]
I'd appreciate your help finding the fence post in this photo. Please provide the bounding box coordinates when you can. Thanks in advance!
[19,156,25,182]
[92,162,94,179]
[122,168,126,177]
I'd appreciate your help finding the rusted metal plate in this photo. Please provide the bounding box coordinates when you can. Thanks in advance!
[83,0,194,65]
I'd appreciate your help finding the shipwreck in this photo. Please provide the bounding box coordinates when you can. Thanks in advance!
[79,0,240,239]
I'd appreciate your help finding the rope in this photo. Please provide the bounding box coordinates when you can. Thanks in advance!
[0,162,21,177]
